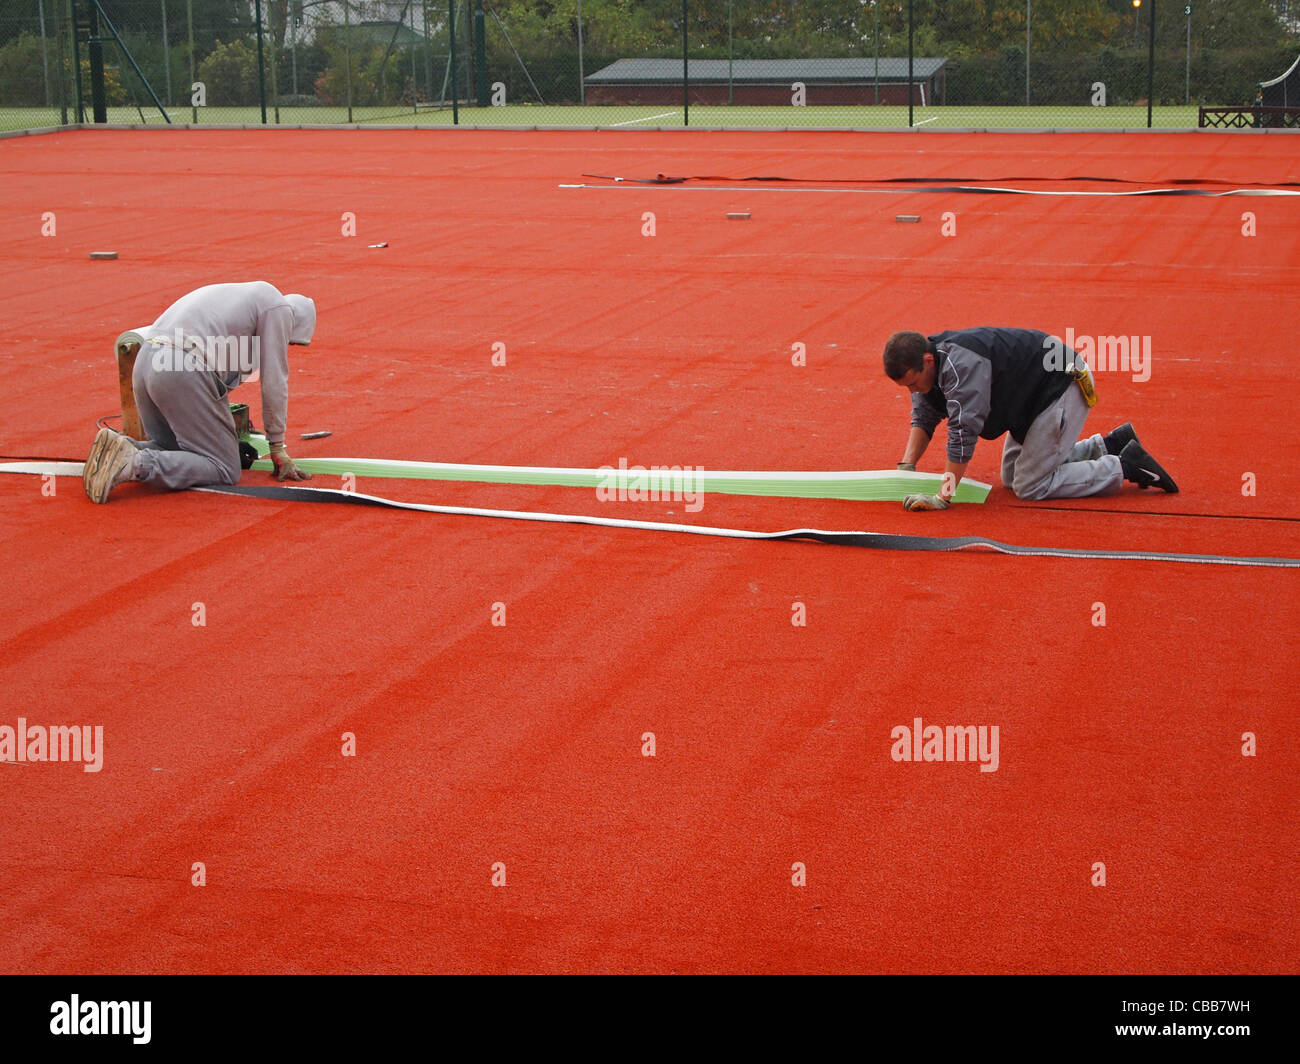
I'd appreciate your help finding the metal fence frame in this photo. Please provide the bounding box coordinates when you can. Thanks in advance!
[1,0,1296,133]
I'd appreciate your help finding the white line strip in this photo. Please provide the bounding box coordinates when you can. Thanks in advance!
[0,461,85,475]
[609,110,680,127]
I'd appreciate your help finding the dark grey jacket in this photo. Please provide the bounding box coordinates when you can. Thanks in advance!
[911,327,1075,462]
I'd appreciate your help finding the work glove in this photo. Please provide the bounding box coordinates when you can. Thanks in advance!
[269,442,312,482]
[896,462,917,472]
[903,493,949,511]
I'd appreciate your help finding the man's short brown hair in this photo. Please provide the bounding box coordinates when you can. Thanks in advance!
[883,331,930,381]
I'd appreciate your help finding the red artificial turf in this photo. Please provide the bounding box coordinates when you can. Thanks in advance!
[0,129,1296,973]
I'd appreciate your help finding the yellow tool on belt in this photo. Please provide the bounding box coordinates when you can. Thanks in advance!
[1071,361,1098,407]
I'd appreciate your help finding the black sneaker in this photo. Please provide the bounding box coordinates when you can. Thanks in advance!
[1103,422,1139,456]
[1119,440,1179,493]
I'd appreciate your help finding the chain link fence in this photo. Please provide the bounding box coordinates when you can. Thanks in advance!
[1,1,1296,131]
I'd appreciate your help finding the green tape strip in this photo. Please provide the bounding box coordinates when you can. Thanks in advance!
[245,438,991,504]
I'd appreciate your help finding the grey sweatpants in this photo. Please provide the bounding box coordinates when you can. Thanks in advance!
[131,346,241,490]
[1000,382,1123,500]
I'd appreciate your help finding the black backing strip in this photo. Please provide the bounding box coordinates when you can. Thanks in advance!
[581,172,1300,188]
[204,484,1300,569]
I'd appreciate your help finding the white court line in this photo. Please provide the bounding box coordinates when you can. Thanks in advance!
[609,110,680,127]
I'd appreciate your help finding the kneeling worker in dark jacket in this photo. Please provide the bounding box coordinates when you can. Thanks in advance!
[883,327,1178,511]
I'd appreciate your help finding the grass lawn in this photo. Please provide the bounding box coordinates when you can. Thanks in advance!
[1,102,1211,133]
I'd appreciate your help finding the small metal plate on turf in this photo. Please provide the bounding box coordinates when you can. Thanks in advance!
[895,215,921,223]
[726,212,751,220]
[89,251,119,259]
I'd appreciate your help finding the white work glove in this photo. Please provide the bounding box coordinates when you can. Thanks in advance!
[269,441,312,482]
[903,493,949,511]
[896,462,917,472]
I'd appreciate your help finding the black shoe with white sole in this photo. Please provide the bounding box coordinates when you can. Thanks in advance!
[1119,439,1179,493]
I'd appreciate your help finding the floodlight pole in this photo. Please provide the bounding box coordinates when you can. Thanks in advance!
[254,0,267,123]
[71,0,86,123]
[56,0,69,123]
[682,0,689,126]
[473,0,486,106]
[728,0,733,105]
[907,0,914,127]
[1185,5,1191,105]
[161,0,171,106]
[577,0,585,103]
[187,0,195,121]
[1146,0,1155,127]
[1025,1,1031,106]
[344,0,354,122]
[873,1,879,106]
[449,0,458,123]
[38,0,52,106]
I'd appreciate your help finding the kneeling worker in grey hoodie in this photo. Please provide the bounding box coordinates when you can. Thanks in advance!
[84,281,315,503]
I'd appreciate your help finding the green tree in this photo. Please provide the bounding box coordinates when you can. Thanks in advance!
[0,32,48,105]
[197,37,260,104]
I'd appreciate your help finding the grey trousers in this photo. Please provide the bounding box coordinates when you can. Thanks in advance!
[1000,383,1123,500]
[131,346,241,490]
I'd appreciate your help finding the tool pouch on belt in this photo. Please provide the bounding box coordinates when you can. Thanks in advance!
[1071,362,1098,408]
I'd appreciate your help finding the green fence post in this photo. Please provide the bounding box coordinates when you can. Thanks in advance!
[56,0,70,124]
[449,0,458,124]
[682,0,688,126]
[268,20,280,123]
[161,0,171,106]
[1147,0,1156,127]
[87,0,107,123]
[423,0,434,104]
[38,0,53,107]
[186,0,195,122]
[577,0,585,104]
[254,0,268,123]
[345,0,354,123]
[474,1,487,106]
[70,0,85,123]
[907,0,914,127]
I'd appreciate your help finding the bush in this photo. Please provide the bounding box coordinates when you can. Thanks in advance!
[945,46,1295,108]
[0,32,47,106]
[82,59,129,106]
[197,38,261,106]
[314,42,411,107]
